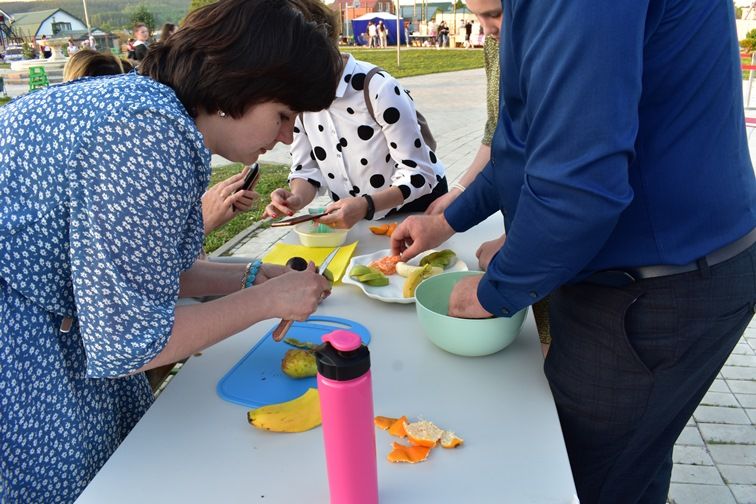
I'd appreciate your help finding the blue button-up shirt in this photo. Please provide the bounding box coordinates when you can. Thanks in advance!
[446,0,756,316]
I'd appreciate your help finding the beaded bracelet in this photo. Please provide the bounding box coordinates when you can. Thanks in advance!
[451,182,466,193]
[241,259,263,289]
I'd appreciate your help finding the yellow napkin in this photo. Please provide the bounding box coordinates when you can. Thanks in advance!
[262,241,359,283]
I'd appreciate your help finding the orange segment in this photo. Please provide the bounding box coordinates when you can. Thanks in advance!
[369,255,401,275]
[385,223,398,236]
[369,224,389,235]
[440,431,464,448]
[387,442,431,463]
[388,415,408,438]
[374,416,398,430]
[404,420,444,448]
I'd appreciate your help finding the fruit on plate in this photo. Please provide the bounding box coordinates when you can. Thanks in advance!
[374,415,464,463]
[369,255,401,275]
[419,249,457,269]
[395,261,443,278]
[281,349,317,378]
[402,264,431,298]
[349,265,390,286]
[247,388,322,432]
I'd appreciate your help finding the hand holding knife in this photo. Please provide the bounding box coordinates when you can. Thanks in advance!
[271,247,341,342]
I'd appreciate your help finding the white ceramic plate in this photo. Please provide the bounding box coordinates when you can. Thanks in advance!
[342,248,468,304]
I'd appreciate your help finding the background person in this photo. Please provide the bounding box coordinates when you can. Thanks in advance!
[391,0,756,502]
[160,22,177,42]
[264,1,447,229]
[0,1,341,501]
[132,22,150,61]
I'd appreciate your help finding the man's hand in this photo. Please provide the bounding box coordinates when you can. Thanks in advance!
[476,234,506,270]
[448,275,493,319]
[390,213,455,261]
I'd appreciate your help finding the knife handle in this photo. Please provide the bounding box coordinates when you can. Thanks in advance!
[272,319,295,342]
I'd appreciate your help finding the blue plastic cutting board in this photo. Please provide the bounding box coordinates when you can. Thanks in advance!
[216,316,371,408]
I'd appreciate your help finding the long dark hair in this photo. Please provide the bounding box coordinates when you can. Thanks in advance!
[139,0,341,118]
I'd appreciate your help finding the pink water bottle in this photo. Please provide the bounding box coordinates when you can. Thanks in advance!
[316,330,379,504]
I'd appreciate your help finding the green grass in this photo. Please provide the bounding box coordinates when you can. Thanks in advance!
[0,63,9,70]
[0,97,10,107]
[203,162,290,253]
[345,48,483,78]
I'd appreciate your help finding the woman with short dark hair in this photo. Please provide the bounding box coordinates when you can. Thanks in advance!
[0,1,340,502]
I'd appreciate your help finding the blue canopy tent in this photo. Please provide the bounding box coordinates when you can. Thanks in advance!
[351,12,406,46]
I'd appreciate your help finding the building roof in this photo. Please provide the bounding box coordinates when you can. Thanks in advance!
[10,8,83,38]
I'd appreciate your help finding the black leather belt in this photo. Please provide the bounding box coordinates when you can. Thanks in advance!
[584,227,756,288]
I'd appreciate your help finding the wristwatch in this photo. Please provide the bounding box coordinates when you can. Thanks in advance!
[362,194,375,220]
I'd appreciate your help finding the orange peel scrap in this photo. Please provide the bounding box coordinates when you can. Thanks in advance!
[387,415,408,438]
[369,224,390,235]
[374,416,398,430]
[440,431,464,448]
[404,420,444,448]
[387,442,432,464]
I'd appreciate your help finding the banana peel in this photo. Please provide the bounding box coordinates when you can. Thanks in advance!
[247,388,322,433]
[402,264,431,298]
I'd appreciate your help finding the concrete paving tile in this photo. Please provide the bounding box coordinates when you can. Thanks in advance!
[671,464,724,484]
[730,381,756,394]
[673,445,714,466]
[668,483,736,504]
[708,444,756,465]
[694,406,752,425]
[719,465,756,485]
[736,394,756,409]
[686,416,696,427]
[698,423,756,444]
[747,409,756,424]
[730,484,756,504]
[727,354,756,367]
[676,426,704,446]
[710,379,733,393]
[702,392,742,408]
[722,366,756,380]
[733,343,755,356]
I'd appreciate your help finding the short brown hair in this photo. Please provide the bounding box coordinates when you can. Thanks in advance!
[287,0,340,42]
[63,49,133,82]
[139,0,341,118]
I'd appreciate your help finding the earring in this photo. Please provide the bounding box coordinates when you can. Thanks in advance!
[218,110,227,118]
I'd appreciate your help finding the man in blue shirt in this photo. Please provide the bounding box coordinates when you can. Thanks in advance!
[392,0,756,501]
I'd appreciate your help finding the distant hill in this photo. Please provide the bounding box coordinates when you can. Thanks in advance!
[0,1,191,31]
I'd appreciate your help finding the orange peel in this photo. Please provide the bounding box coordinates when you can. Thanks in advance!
[374,416,398,430]
[404,420,444,448]
[440,431,464,448]
[387,415,408,438]
[387,441,431,463]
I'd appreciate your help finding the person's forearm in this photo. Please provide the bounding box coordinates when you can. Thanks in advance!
[138,286,273,371]
[290,178,318,209]
[372,186,405,213]
[179,259,246,297]
[458,144,491,188]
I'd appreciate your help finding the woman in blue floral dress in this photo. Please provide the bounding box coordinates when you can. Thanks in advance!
[0,1,341,502]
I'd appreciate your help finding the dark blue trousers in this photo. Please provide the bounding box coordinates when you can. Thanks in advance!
[545,244,756,504]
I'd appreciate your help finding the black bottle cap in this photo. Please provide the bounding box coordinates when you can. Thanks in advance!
[315,331,371,381]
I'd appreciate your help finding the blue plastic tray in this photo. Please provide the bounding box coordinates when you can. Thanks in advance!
[216,316,371,408]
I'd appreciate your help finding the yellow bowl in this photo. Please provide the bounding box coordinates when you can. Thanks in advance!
[294,223,349,247]
[415,271,527,356]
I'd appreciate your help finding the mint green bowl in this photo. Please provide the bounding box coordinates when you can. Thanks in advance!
[415,271,528,357]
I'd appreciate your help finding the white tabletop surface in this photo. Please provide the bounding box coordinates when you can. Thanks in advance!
[76,214,577,504]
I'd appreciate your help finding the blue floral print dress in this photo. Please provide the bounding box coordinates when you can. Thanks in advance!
[0,73,210,503]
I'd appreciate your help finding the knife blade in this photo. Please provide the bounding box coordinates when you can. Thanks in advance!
[271,247,341,342]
